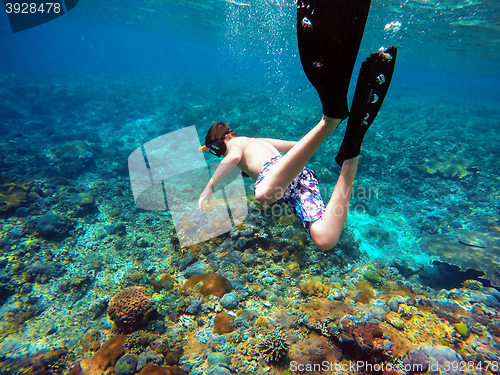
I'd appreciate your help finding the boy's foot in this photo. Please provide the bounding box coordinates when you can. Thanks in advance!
[335,46,398,167]
[297,0,372,121]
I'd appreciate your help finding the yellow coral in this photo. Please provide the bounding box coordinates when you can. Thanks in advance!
[418,152,476,179]
[0,180,29,213]
[401,307,455,346]
[299,278,330,297]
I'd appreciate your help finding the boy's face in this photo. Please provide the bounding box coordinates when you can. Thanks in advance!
[206,133,231,157]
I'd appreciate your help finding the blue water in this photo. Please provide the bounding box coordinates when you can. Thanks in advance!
[1,0,500,372]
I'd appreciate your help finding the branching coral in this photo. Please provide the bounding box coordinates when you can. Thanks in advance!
[258,327,288,363]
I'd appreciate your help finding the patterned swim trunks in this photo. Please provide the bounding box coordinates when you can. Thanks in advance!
[254,155,325,234]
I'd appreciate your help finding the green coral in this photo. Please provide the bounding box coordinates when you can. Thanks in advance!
[258,327,288,363]
[418,152,476,179]
[364,268,381,284]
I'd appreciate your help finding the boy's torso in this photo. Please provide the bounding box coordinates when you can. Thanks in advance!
[229,136,281,181]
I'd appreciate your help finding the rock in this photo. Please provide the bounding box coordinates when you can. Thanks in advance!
[388,296,407,312]
[114,222,127,236]
[206,364,231,375]
[386,311,405,330]
[421,344,463,375]
[137,347,162,371]
[403,349,430,373]
[182,261,206,278]
[104,224,116,235]
[179,251,196,271]
[220,292,239,310]
[484,287,500,302]
[469,291,500,308]
[207,352,231,367]
[186,296,202,315]
[33,213,73,240]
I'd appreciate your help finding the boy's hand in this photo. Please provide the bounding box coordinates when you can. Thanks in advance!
[198,185,214,210]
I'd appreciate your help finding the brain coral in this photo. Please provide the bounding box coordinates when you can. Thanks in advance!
[108,286,154,334]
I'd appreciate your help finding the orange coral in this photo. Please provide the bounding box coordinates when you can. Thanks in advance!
[355,282,375,304]
[151,274,173,292]
[71,335,127,374]
[107,286,154,334]
[137,364,188,375]
[214,311,236,334]
[181,273,232,297]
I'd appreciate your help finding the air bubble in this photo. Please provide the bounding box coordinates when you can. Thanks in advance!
[302,17,313,28]
[375,74,385,85]
[368,92,379,104]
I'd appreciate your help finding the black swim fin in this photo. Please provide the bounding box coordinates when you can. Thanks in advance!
[297,0,371,120]
[335,46,398,167]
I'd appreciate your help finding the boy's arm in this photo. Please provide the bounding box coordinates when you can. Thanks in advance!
[259,138,297,153]
[198,141,243,210]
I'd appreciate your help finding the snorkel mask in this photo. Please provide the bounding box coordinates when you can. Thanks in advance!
[199,128,233,158]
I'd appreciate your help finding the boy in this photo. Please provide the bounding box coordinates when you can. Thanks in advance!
[199,0,397,250]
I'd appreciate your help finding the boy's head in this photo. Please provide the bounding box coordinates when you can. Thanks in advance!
[204,122,237,157]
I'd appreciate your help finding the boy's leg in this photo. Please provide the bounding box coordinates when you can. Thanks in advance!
[309,157,357,250]
[255,0,371,204]
[255,115,340,204]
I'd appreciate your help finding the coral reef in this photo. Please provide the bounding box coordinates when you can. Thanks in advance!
[151,274,173,292]
[418,152,476,179]
[420,230,500,287]
[70,335,127,374]
[31,213,74,240]
[108,287,155,334]
[1,50,500,375]
[258,327,288,363]
[181,273,232,298]
[213,312,236,335]
[299,278,330,297]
